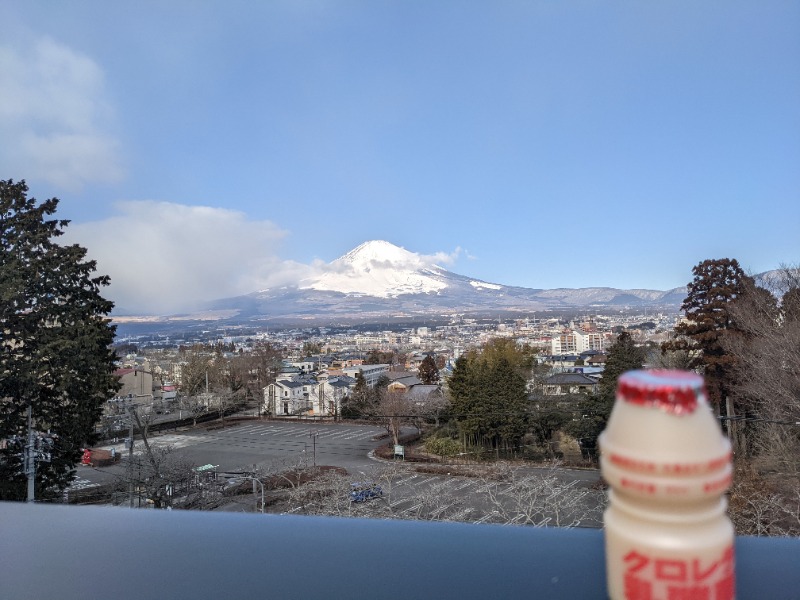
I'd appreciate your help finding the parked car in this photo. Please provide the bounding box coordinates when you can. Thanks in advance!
[350,482,383,503]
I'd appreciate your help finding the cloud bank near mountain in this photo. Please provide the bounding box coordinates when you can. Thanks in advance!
[65,201,308,314]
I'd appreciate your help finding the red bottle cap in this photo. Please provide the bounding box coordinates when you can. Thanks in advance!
[617,369,705,415]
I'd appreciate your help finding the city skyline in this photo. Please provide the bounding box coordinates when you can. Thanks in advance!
[3,2,798,314]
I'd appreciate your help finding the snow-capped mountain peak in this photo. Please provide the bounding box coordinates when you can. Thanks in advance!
[299,240,449,298]
[207,240,687,322]
[338,240,423,267]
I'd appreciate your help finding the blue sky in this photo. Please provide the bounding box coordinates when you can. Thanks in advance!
[2,2,798,314]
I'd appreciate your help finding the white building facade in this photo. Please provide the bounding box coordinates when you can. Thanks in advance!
[550,330,604,355]
[264,374,354,418]
[342,364,390,387]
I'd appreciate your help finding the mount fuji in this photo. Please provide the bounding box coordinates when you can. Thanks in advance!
[300,240,451,298]
[207,240,685,324]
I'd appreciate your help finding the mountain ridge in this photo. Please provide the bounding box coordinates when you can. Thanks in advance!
[203,240,687,322]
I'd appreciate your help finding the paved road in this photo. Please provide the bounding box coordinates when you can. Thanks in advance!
[76,421,393,490]
[73,421,602,525]
[172,420,392,472]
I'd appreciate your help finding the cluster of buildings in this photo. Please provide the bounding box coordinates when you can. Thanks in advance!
[265,358,444,418]
[108,311,677,419]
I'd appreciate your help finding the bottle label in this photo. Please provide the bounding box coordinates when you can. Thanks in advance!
[621,545,734,600]
[608,452,731,476]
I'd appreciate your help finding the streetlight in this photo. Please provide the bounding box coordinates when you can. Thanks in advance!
[251,477,265,513]
[222,473,265,513]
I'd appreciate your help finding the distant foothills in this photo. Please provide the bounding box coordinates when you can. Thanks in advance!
[112,241,691,331]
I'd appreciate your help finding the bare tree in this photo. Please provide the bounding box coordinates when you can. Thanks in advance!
[411,388,449,430]
[180,394,209,427]
[473,463,603,527]
[282,467,354,517]
[240,342,283,413]
[729,464,800,536]
[180,345,213,396]
[648,345,693,370]
[723,266,800,463]
[719,265,800,535]
[215,388,246,427]
[274,462,604,528]
[375,388,410,446]
[120,444,196,508]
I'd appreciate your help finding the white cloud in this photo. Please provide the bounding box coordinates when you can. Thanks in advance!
[64,201,298,315]
[423,247,463,267]
[0,36,124,190]
[64,209,470,314]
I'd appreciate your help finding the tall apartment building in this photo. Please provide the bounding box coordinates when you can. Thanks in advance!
[550,330,604,355]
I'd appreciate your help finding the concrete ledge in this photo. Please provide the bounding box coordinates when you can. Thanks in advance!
[1,503,799,599]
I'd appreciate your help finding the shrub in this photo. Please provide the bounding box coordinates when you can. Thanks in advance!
[425,437,461,457]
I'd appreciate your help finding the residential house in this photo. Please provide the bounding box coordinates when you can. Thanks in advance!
[264,374,355,418]
[542,373,599,396]
[113,368,154,404]
[289,358,318,375]
[386,371,422,392]
[586,353,608,366]
[265,380,312,416]
[539,354,581,370]
[405,384,444,408]
[313,373,355,418]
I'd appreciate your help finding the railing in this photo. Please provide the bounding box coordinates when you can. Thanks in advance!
[1,503,799,599]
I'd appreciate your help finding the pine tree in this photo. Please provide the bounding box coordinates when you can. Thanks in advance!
[599,331,645,401]
[448,346,529,452]
[448,352,482,447]
[341,371,371,418]
[417,354,440,385]
[0,180,118,500]
[490,357,528,451]
[665,258,753,412]
[567,331,644,458]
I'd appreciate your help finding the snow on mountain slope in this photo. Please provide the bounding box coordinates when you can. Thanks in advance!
[206,240,686,322]
[299,240,450,298]
[470,281,502,290]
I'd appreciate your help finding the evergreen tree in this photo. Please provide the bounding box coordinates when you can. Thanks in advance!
[448,352,482,447]
[489,357,528,450]
[0,180,118,500]
[567,331,644,458]
[480,338,535,380]
[599,331,645,401]
[664,258,753,411]
[448,346,529,452]
[417,354,440,385]
[341,371,370,418]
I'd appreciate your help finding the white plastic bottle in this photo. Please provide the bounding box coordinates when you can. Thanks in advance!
[599,369,735,600]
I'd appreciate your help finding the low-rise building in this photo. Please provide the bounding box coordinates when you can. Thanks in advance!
[264,374,355,418]
[342,364,389,387]
[542,372,599,396]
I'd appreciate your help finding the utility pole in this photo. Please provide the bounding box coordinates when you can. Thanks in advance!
[309,430,319,467]
[25,405,35,503]
[128,408,135,508]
